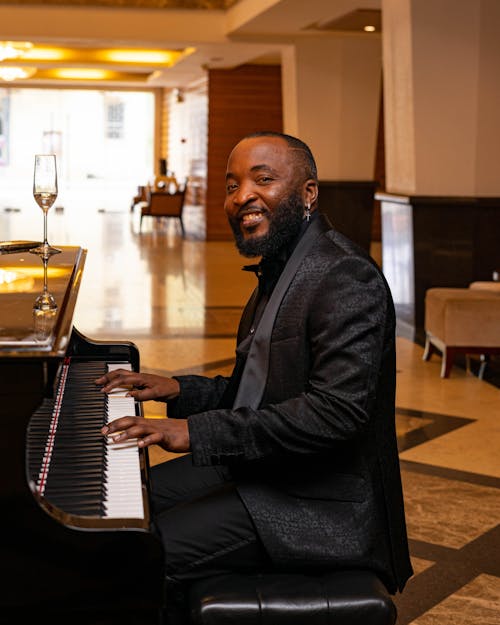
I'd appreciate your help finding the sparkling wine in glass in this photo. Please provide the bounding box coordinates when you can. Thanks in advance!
[30,154,61,257]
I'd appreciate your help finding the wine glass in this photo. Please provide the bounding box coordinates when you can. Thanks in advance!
[30,154,61,257]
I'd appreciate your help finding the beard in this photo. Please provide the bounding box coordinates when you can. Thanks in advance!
[229,191,305,258]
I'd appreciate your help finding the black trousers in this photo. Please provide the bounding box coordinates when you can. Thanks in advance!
[150,454,271,622]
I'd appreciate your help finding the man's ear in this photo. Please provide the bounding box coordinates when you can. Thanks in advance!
[303,179,319,208]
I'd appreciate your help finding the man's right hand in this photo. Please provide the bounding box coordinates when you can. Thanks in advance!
[95,369,180,402]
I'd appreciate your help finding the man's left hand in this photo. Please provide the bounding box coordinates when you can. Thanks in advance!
[102,417,190,452]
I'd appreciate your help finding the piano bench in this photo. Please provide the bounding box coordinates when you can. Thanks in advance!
[188,570,397,625]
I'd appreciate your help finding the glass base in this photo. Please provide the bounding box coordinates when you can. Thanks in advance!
[29,243,62,258]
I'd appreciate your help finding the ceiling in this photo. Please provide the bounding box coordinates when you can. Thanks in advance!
[0,0,381,90]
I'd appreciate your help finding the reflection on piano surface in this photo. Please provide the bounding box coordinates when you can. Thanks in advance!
[0,246,164,623]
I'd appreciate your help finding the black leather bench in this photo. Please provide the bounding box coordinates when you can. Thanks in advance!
[188,570,397,625]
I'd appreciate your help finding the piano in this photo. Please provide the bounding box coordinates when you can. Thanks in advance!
[0,244,164,622]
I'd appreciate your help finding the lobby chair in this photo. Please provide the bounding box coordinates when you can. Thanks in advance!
[139,188,186,237]
[423,281,500,378]
[130,184,148,213]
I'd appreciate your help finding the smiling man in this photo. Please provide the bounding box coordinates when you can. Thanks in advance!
[97,132,412,624]
[224,133,318,258]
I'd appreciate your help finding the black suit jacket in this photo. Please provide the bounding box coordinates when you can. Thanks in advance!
[170,214,413,593]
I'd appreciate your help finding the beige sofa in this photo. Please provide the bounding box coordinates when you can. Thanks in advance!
[423,281,500,378]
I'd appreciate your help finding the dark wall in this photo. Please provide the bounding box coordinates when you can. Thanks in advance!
[319,181,376,253]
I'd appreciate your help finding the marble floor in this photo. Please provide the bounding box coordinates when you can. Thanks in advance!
[1,200,499,624]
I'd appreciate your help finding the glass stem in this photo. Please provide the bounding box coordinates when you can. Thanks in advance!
[43,211,48,246]
[43,257,49,293]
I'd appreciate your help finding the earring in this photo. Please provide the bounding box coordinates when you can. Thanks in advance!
[304,203,311,222]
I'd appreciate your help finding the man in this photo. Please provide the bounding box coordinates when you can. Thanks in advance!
[97,132,412,619]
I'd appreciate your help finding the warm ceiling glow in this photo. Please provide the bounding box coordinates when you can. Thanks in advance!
[0,66,37,81]
[363,25,376,32]
[23,45,186,67]
[23,47,68,61]
[0,43,194,84]
[51,68,115,80]
[34,68,150,83]
[0,41,33,62]
[104,50,176,64]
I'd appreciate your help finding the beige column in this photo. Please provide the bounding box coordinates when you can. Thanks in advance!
[379,0,500,341]
[280,35,382,180]
[382,0,500,196]
[280,34,383,252]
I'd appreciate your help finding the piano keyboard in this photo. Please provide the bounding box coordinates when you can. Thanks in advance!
[27,359,147,527]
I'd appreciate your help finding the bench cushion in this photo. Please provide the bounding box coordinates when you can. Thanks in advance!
[189,570,396,625]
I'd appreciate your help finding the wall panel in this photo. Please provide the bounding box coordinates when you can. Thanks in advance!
[206,64,282,240]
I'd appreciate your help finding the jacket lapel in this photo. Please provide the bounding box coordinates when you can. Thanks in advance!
[233,216,328,410]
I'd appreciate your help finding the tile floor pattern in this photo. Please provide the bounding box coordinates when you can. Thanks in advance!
[1,201,499,623]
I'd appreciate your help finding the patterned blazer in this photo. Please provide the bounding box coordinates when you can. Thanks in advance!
[170,213,413,593]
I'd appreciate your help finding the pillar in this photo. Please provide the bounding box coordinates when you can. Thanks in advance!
[281,35,382,251]
[380,0,500,340]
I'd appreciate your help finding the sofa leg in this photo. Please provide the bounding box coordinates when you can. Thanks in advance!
[441,347,455,378]
[478,354,489,380]
[423,335,436,361]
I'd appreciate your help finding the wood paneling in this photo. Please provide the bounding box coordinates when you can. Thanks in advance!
[206,64,283,240]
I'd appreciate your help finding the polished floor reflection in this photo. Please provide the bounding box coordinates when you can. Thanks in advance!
[2,202,499,624]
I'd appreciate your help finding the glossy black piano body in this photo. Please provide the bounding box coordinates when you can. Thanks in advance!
[0,246,164,622]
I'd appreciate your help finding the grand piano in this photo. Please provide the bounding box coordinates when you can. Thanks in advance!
[0,244,164,623]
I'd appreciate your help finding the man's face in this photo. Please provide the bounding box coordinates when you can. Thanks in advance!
[224,137,308,258]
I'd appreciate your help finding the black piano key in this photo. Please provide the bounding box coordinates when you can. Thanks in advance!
[44,481,107,493]
[29,430,104,439]
[47,454,107,464]
[43,472,105,484]
[44,440,105,450]
[29,421,104,430]
[45,457,106,475]
[44,485,104,500]
[45,487,105,500]
[44,439,104,448]
[58,503,104,516]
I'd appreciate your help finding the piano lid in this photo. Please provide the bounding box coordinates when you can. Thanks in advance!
[0,246,87,357]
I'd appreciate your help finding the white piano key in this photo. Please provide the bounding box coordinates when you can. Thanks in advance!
[103,362,144,520]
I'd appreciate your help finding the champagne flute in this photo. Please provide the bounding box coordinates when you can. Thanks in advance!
[30,154,61,257]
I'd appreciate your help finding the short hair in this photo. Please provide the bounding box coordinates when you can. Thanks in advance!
[243,131,318,181]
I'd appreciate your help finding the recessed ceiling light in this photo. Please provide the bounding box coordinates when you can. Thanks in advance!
[52,68,111,80]
[0,66,37,81]
[364,25,376,32]
[0,41,33,62]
